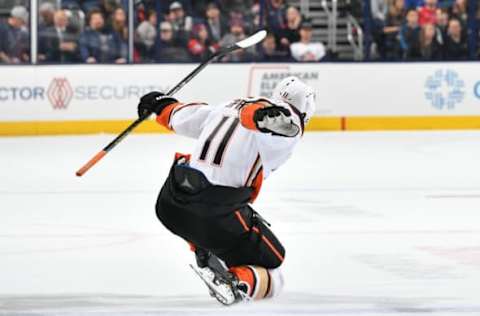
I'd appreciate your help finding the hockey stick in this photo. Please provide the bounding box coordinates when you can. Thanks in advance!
[75,30,267,177]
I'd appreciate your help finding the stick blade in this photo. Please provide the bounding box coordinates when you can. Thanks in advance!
[235,30,267,49]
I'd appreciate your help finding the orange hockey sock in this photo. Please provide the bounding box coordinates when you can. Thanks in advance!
[230,266,283,300]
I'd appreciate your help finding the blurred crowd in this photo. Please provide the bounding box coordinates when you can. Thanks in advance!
[0,5,29,63]
[0,0,327,64]
[133,0,326,63]
[371,0,470,60]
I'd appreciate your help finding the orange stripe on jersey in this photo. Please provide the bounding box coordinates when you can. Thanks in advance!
[239,103,265,131]
[250,168,263,203]
[188,242,196,252]
[155,102,181,129]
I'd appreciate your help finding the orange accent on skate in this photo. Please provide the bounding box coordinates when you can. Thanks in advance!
[239,103,265,131]
[188,242,196,252]
[155,102,182,129]
[229,266,255,297]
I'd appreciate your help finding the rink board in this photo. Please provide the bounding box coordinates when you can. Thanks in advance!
[1,63,480,135]
[2,116,480,136]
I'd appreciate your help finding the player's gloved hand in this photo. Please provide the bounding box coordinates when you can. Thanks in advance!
[253,105,300,137]
[138,91,178,117]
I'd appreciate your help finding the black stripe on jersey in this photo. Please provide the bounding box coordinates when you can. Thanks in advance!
[234,101,245,109]
[213,118,239,165]
[226,99,242,108]
[199,116,228,161]
[169,103,206,127]
[245,154,261,186]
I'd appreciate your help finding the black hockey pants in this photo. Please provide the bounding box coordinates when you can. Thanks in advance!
[155,162,285,269]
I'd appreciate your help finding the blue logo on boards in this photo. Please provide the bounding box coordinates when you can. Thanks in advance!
[425,69,465,110]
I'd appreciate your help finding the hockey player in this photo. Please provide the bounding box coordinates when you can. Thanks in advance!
[138,76,316,305]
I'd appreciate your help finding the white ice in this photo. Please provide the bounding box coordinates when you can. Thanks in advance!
[0,131,479,315]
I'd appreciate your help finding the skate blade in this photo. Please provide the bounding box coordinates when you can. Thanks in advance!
[189,264,234,305]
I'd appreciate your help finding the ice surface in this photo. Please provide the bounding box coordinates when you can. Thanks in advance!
[0,131,479,315]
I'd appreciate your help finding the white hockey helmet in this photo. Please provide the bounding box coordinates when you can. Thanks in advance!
[272,76,316,122]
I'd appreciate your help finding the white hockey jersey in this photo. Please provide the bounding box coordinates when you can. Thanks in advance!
[157,98,303,201]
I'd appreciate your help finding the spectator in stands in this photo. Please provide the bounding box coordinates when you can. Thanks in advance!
[79,9,125,63]
[267,0,287,33]
[418,0,438,26]
[277,6,302,54]
[187,23,219,61]
[443,18,468,60]
[135,10,157,62]
[110,7,128,62]
[399,9,421,58]
[39,2,55,31]
[167,1,193,46]
[370,0,388,58]
[409,23,443,60]
[371,0,388,22]
[436,8,449,39]
[39,9,79,63]
[101,0,125,19]
[450,0,467,23]
[220,18,256,62]
[162,0,194,16]
[0,6,29,64]
[250,2,262,31]
[155,21,191,62]
[257,32,289,62]
[204,2,228,43]
[61,2,86,34]
[386,0,406,27]
[382,0,406,59]
[290,20,326,62]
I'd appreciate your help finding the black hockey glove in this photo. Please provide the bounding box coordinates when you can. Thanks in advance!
[253,105,300,137]
[138,91,178,117]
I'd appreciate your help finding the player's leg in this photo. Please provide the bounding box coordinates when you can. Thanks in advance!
[154,161,285,302]
[213,206,286,301]
[176,205,286,302]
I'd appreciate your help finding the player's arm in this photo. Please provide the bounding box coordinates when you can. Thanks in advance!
[138,91,211,138]
[239,99,302,137]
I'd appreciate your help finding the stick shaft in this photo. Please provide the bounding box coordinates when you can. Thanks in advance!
[75,150,107,177]
[75,30,265,177]
[75,56,219,177]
